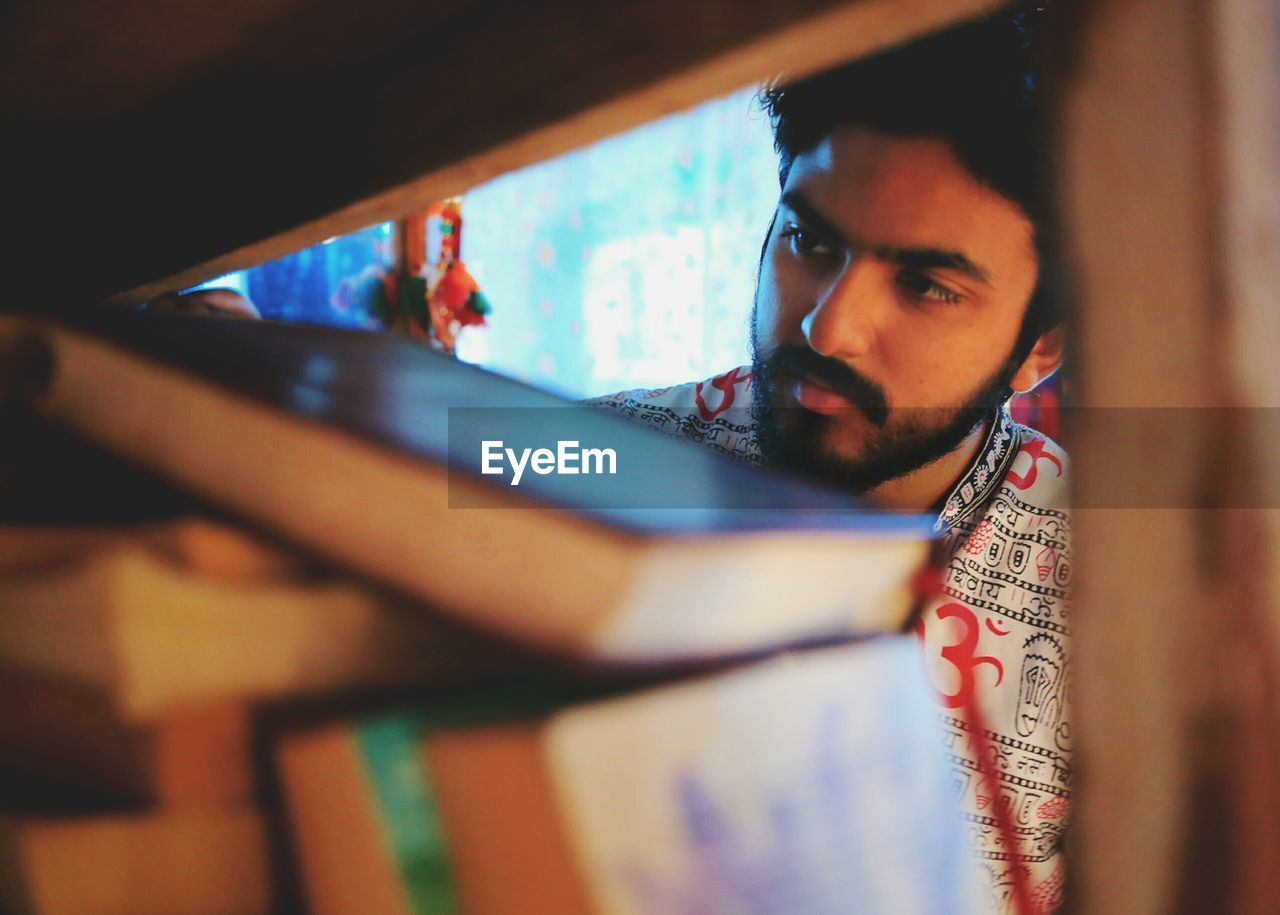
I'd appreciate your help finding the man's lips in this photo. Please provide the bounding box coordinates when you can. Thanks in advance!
[792,376,854,415]
[763,347,890,426]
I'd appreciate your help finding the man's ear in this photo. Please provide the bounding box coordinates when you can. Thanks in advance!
[1008,325,1065,394]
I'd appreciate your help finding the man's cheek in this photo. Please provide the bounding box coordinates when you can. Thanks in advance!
[751,269,781,346]
[755,254,806,344]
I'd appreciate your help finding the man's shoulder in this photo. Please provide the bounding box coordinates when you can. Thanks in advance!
[586,365,754,416]
[1001,423,1070,512]
[947,421,1071,585]
[585,366,762,462]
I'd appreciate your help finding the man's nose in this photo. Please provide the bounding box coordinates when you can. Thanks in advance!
[800,259,881,360]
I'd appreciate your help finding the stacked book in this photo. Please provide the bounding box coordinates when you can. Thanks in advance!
[0,315,979,914]
[0,517,514,915]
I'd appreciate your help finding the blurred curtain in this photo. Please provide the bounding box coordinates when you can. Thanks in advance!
[458,85,780,398]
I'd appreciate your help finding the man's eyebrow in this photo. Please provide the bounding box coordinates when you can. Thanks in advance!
[779,190,850,248]
[873,246,993,286]
[779,188,994,286]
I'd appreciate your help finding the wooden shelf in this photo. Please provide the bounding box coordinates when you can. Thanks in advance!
[1,0,994,308]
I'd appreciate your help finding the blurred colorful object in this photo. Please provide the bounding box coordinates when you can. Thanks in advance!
[375,199,492,353]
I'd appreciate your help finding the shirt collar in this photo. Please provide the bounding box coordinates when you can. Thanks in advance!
[934,408,1018,532]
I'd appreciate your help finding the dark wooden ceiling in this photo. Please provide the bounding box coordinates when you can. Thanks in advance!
[1,0,993,309]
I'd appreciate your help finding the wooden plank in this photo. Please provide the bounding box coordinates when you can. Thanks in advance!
[1,0,997,309]
[0,0,354,120]
[1055,0,1280,910]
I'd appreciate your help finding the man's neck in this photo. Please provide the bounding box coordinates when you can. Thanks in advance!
[860,420,989,513]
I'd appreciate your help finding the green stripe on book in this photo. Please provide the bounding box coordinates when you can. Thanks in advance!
[353,687,602,913]
[356,715,459,915]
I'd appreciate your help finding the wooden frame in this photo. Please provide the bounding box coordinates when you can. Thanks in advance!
[7,0,1280,908]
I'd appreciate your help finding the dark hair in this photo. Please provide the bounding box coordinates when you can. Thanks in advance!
[760,10,1064,346]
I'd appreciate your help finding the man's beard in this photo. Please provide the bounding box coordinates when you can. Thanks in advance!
[749,331,1021,496]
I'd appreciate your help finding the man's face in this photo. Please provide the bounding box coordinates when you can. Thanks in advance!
[751,126,1040,492]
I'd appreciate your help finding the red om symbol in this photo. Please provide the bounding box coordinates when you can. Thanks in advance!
[1006,438,1063,491]
[694,367,751,421]
[917,602,1006,709]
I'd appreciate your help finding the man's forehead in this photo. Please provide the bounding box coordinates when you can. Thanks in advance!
[782,126,1036,262]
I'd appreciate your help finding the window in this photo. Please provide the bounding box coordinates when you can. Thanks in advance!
[193,86,778,399]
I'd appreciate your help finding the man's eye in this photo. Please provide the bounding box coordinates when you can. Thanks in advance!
[896,270,963,305]
[780,223,833,258]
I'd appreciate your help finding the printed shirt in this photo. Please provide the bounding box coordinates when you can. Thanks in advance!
[592,367,1072,915]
